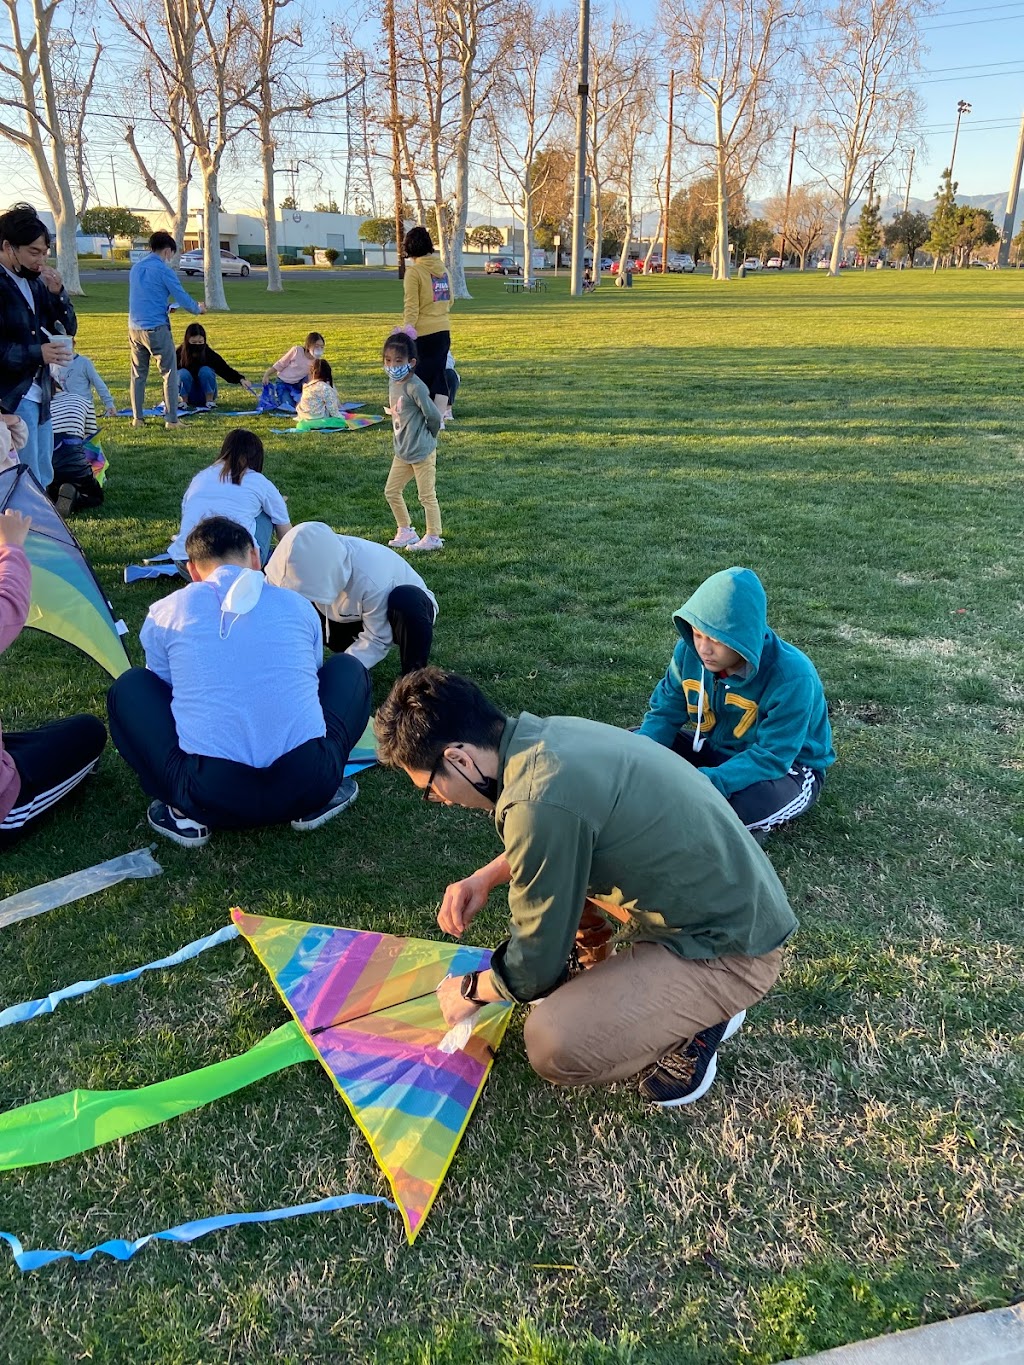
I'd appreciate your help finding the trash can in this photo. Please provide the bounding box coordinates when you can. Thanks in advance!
[623,267,633,288]
[737,263,746,278]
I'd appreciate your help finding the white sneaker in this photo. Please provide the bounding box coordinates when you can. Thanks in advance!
[407,534,444,552]
[388,526,419,549]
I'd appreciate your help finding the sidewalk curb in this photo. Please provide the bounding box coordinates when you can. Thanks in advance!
[787,1303,1024,1364]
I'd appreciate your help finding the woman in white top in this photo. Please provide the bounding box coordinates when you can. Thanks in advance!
[168,428,291,569]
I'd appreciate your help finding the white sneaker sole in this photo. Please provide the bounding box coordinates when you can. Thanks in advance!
[291,781,359,831]
[655,1052,718,1108]
[722,1008,746,1042]
[147,810,210,848]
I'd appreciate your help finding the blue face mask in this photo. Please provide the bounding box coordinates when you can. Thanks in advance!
[385,362,412,381]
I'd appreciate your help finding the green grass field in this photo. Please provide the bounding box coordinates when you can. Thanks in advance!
[1,268,1022,1364]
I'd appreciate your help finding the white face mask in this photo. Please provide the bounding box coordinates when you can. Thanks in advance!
[310,347,324,359]
[219,567,265,638]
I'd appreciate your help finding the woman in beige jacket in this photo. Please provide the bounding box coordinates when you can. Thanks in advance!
[401,226,453,426]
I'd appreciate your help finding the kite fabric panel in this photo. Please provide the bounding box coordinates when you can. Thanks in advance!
[233,909,512,1242]
[344,717,377,778]
[0,464,130,677]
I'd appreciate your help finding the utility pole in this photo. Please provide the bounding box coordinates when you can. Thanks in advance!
[778,125,797,267]
[902,147,915,217]
[109,154,119,207]
[998,110,1024,267]
[949,99,971,180]
[386,0,405,278]
[661,70,674,273]
[570,0,590,298]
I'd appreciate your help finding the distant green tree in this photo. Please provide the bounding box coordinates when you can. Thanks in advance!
[733,216,774,263]
[324,248,340,265]
[926,169,958,270]
[953,205,998,267]
[467,224,504,249]
[855,186,883,267]
[78,206,150,251]
[358,218,396,246]
[884,210,930,267]
[280,195,298,211]
[313,197,340,213]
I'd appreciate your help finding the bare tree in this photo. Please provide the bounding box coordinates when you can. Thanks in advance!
[666,0,797,280]
[483,4,568,285]
[804,0,931,276]
[763,182,834,267]
[123,64,195,257]
[580,15,647,282]
[112,0,257,310]
[609,56,657,276]
[240,0,362,292]
[0,0,101,293]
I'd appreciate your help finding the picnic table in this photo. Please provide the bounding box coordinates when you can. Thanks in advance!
[505,279,548,294]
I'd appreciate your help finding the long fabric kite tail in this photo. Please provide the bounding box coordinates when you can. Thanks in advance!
[0,924,239,1029]
[0,1021,315,1171]
[0,1192,397,1271]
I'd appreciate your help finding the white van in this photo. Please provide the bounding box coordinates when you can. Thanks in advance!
[531,249,547,270]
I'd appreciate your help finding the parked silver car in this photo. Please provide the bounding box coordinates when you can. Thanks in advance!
[178,248,251,278]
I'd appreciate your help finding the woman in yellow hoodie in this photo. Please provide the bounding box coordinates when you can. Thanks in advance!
[401,227,453,426]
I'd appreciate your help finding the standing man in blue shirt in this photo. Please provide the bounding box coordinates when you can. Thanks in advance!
[0,202,78,489]
[127,231,204,430]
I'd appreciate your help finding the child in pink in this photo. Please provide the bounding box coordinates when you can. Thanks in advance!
[0,504,106,842]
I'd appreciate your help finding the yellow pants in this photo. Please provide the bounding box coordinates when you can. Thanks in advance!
[384,452,441,538]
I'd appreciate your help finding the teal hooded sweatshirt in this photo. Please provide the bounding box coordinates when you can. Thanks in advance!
[638,567,835,799]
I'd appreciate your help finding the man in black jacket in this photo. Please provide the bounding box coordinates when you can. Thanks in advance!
[0,203,77,489]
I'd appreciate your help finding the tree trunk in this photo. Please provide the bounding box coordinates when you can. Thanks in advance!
[202,170,229,311]
[28,0,84,295]
[448,50,473,301]
[714,112,730,282]
[262,139,282,292]
[523,176,535,287]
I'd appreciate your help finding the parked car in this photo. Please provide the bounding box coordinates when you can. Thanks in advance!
[610,258,640,275]
[178,248,251,278]
[484,256,521,275]
[670,253,696,273]
[741,257,761,271]
[765,256,784,269]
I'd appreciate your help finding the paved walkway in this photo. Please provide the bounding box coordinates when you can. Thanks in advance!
[790,1303,1024,1364]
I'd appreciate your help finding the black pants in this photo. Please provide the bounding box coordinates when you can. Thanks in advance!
[106,654,371,829]
[323,584,435,674]
[0,715,107,844]
[48,437,104,510]
[670,731,824,832]
[415,330,450,403]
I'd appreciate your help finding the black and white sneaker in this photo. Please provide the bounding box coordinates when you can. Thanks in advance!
[147,800,211,848]
[291,777,359,832]
[639,1009,746,1108]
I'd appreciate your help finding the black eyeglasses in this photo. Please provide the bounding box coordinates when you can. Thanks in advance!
[422,751,446,803]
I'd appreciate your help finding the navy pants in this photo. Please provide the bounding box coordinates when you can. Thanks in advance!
[323,584,435,674]
[107,654,371,829]
[670,731,823,833]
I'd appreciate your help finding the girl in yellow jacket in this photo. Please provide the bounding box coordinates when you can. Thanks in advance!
[401,227,453,427]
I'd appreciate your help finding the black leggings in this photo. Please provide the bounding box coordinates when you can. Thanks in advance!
[323,584,435,674]
[414,330,450,402]
[0,715,107,844]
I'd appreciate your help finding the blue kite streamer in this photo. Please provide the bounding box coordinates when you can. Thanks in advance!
[0,924,240,1030]
[0,1192,396,1270]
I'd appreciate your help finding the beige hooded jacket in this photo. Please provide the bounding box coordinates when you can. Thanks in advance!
[265,522,438,670]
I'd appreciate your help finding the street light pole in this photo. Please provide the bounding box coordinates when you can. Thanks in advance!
[949,99,971,180]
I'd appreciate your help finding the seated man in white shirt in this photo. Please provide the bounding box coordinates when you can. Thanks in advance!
[106,515,371,847]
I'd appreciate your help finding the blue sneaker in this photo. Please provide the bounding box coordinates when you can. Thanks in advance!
[639,1010,746,1107]
[291,777,359,832]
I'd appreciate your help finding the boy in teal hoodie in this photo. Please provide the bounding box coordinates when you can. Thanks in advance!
[638,567,834,841]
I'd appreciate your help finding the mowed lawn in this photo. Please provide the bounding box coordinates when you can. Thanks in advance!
[1,267,1023,1364]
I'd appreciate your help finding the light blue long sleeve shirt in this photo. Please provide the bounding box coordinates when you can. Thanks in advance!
[128,252,201,330]
[139,564,326,768]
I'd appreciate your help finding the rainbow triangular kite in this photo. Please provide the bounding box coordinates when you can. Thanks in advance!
[233,909,511,1241]
[0,464,130,677]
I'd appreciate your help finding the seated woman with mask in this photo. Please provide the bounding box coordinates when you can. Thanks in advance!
[176,322,256,409]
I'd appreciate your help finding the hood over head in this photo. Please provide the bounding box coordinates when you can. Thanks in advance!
[412,252,446,278]
[673,567,769,677]
[265,522,351,603]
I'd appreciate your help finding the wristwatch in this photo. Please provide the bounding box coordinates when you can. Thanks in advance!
[460,971,483,1003]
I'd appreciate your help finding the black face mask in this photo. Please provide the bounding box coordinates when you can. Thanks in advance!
[188,340,204,348]
[461,750,498,805]
[9,253,40,281]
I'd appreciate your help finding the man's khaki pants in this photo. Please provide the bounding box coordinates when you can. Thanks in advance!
[523,900,783,1086]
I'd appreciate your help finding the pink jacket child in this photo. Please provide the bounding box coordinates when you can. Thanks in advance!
[0,533,31,821]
